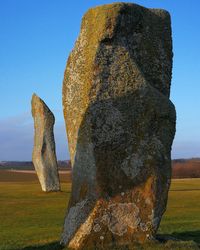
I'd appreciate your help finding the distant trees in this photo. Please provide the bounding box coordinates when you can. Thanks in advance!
[172,158,200,178]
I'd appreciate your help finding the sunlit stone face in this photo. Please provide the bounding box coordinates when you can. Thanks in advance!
[32,94,60,192]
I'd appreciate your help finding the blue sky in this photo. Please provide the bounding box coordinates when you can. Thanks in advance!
[0,0,200,160]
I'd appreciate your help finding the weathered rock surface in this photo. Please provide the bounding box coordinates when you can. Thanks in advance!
[32,94,60,192]
[61,3,176,249]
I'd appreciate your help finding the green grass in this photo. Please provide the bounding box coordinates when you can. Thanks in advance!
[0,179,199,250]
[0,182,71,250]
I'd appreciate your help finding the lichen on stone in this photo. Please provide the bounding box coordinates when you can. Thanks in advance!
[62,2,176,249]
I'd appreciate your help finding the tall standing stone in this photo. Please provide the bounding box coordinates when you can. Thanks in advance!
[61,3,176,249]
[32,94,60,192]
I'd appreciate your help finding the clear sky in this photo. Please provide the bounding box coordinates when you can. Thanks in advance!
[0,0,200,161]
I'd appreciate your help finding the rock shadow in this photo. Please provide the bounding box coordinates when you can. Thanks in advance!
[157,230,200,245]
[20,241,64,250]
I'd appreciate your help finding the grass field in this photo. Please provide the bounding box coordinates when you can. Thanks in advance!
[0,176,199,250]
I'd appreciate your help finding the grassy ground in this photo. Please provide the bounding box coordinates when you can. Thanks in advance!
[0,178,199,250]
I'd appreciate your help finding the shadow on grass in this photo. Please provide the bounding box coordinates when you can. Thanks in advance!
[20,241,65,250]
[158,230,200,245]
[18,231,200,250]
[171,230,200,245]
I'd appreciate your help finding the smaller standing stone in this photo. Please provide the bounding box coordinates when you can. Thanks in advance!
[31,93,60,192]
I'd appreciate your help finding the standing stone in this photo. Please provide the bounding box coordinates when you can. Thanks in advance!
[61,3,176,249]
[31,94,60,192]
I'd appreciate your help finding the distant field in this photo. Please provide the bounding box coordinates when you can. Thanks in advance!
[0,175,199,250]
[1,158,200,178]
[0,170,71,183]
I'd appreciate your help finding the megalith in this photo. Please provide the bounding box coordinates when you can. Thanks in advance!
[31,94,60,192]
[61,3,176,249]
